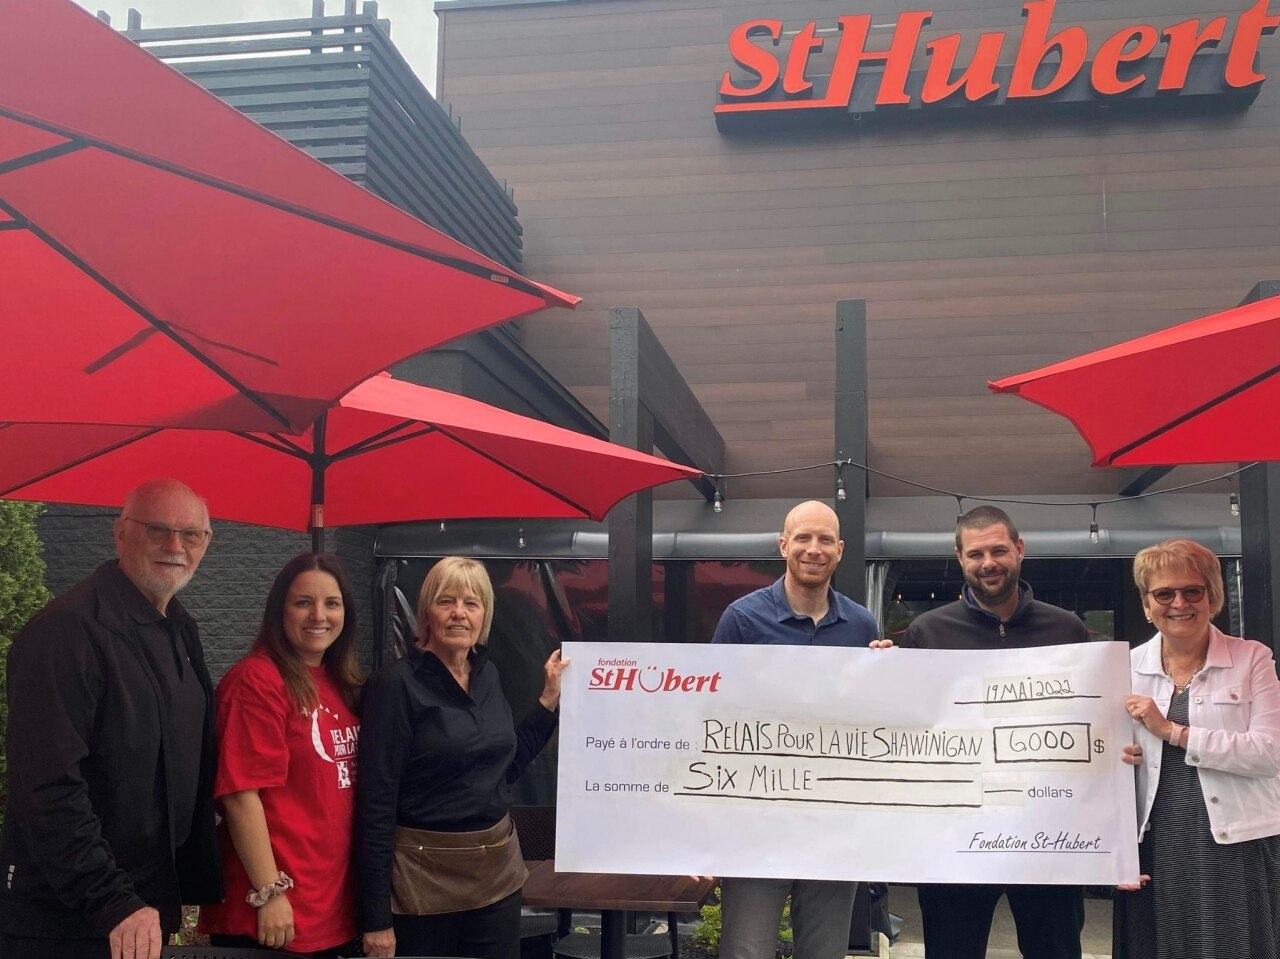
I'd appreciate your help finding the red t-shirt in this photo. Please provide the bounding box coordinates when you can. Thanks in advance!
[199,649,360,952]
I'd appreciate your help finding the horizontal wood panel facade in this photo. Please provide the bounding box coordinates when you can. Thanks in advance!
[437,0,1280,499]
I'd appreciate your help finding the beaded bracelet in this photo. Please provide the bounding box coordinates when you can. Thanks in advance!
[246,872,294,908]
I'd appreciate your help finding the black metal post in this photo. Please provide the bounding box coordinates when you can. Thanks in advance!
[1239,281,1280,653]
[835,310,874,959]
[608,308,655,642]
[663,561,695,643]
[606,306,724,642]
[834,300,868,604]
[1240,464,1279,651]
[310,413,328,554]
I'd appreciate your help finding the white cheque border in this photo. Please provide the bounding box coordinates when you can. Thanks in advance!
[556,641,1140,885]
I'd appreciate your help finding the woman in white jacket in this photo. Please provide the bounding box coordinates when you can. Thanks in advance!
[1116,538,1280,958]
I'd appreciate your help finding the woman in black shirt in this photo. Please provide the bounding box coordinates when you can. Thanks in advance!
[358,557,566,959]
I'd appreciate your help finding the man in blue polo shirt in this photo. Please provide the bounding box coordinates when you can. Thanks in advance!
[711,499,878,959]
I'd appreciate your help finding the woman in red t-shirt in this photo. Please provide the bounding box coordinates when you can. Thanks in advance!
[200,552,364,957]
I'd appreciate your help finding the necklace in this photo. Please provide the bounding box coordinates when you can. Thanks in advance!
[1162,650,1206,695]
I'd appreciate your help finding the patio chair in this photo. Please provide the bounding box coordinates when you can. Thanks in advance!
[513,803,558,862]
[512,804,568,959]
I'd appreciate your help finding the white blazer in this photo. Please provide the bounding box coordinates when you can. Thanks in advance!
[1132,625,1280,844]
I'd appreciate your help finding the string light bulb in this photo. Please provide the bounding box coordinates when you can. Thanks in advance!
[689,460,1251,533]
[439,521,447,532]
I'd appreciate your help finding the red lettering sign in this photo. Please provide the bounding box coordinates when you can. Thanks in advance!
[716,0,1277,118]
[588,665,722,693]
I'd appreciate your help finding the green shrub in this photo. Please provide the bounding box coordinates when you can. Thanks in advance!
[0,501,52,826]
[691,889,721,954]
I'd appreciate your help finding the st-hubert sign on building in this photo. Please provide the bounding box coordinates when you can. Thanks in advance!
[715,0,1277,129]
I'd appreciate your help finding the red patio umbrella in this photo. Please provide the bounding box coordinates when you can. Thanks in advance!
[0,374,702,550]
[0,0,577,434]
[987,295,1280,467]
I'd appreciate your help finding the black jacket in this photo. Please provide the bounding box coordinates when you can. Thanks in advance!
[0,562,222,940]
[900,581,1089,649]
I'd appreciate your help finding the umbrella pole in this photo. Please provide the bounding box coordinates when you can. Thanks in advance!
[310,413,327,554]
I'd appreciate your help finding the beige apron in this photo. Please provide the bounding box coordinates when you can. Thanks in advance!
[390,814,528,916]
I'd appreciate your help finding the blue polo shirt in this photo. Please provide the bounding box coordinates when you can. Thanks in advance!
[710,576,878,647]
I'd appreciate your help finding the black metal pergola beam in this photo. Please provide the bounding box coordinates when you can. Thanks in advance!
[1239,280,1280,653]
[608,307,725,642]
[624,311,723,503]
[1118,466,1174,497]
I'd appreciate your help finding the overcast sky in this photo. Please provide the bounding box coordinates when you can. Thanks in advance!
[75,0,439,91]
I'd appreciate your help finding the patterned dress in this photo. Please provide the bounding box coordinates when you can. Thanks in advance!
[1115,690,1280,958]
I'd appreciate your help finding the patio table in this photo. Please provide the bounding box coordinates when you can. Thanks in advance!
[521,860,715,959]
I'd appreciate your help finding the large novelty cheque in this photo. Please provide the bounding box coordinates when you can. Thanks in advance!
[557,641,1140,885]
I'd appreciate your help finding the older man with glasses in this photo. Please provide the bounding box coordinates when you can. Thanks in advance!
[0,479,223,959]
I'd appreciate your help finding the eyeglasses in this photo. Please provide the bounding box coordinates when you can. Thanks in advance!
[1145,585,1207,605]
[123,517,211,549]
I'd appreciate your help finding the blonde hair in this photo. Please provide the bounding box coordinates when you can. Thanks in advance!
[416,557,495,646]
[1132,539,1225,615]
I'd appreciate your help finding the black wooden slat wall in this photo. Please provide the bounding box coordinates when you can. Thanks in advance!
[125,11,523,269]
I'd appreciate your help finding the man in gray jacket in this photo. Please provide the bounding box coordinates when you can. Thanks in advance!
[0,479,222,959]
